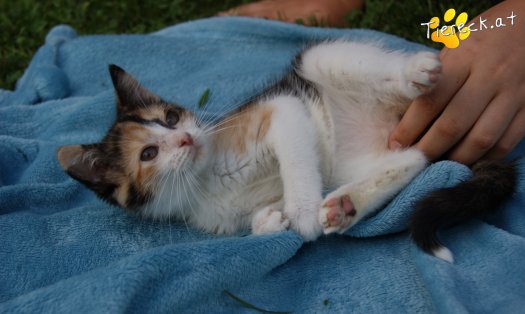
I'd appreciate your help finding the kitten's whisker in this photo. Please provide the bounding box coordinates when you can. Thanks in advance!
[195,104,221,128]
[180,168,199,235]
[204,125,243,136]
[149,168,171,218]
[193,97,250,135]
[196,97,238,120]
[201,105,253,133]
[150,176,164,219]
[202,105,243,126]
[175,168,193,236]
[185,168,215,207]
[166,167,176,244]
[205,111,244,130]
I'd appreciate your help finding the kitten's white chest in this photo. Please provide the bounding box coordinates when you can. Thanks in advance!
[195,146,283,233]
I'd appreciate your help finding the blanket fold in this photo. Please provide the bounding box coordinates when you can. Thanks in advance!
[1,17,524,313]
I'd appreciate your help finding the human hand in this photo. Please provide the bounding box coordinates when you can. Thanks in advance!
[217,0,363,27]
[389,0,525,165]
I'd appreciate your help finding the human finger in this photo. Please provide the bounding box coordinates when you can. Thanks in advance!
[447,94,518,164]
[484,107,525,160]
[389,49,467,149]
[415,72,494,161]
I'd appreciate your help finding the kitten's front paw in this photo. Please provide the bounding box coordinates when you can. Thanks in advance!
[252,207,290,235]
[292,210,323,242]
[319,193,358,234]
[404,51,441,98]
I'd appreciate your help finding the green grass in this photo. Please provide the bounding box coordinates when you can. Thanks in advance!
[345,0,493,47]
[1,0,493,90]
[0,0,251,90]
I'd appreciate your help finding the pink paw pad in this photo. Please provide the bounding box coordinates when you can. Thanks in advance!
[323,195,356,231]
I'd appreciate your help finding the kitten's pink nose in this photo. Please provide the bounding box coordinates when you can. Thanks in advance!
[179,132,193,147]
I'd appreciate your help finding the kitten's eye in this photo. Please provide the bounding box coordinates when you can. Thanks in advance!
[140,146,158,161]
[166,110,179,127]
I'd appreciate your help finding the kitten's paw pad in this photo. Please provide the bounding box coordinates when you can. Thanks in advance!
[252,207,290,235]
[405,52,441,97]
[319,195,356,234]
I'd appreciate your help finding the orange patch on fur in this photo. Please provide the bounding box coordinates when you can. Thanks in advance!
[114,181,129,206]
[112,121,160,207]
[134,106,167,121]
[214,104,273,155]
[256,106,272,142]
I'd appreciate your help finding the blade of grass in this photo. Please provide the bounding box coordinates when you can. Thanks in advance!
[223,290,290,314]
[198,88,210,109]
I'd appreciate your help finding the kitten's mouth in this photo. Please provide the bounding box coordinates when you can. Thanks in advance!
[170,142,202,167]
[181,144,201,163]
[191,145,201,162]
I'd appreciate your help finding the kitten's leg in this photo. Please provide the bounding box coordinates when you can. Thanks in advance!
[298,41,441,101]
[319,148,427,234]
[265,96,324,241]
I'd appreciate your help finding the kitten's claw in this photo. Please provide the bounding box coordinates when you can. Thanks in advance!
[404,51,442,98]
[252,207,290,235]
[319,194,356,234]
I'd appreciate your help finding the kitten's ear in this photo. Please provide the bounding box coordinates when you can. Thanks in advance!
[57,144,119,204]
[108,64,161,112]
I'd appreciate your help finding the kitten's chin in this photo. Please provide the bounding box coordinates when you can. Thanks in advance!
[181,144,209,173]
[190,145,201,162]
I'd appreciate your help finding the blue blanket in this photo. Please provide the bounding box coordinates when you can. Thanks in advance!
[1,18,525,313]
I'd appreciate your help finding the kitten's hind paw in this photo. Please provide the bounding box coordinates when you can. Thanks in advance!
[252,207,290,235]
[404,51,441,98]
[319,194,357,234]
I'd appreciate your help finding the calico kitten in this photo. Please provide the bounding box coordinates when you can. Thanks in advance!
[57,41,516,262]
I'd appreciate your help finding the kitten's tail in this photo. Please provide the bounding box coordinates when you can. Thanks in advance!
[409,160,518,263]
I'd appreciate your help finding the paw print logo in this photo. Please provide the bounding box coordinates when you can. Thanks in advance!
[428,9,470,48]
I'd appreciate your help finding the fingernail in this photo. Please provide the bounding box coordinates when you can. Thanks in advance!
[390,140,402,150]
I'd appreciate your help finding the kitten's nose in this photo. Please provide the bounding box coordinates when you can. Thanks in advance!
[179,132,193,147]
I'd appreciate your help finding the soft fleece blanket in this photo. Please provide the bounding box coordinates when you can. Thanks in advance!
[1,18,524,313]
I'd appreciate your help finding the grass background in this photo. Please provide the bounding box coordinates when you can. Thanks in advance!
[1,0,493,90]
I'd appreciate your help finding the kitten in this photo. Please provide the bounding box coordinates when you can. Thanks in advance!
[57,41,516,262]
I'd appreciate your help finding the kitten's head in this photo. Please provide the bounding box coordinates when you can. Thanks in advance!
[57,65,209,213]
